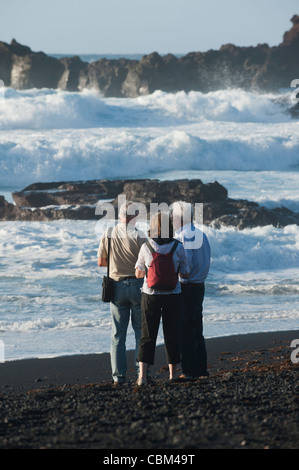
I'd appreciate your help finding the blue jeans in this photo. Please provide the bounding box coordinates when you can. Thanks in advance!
[110,278,143,383]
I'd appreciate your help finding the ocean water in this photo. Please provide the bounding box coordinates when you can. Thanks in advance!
[50,53,186,63]
[51,53,145,62]
[0,86,298,361]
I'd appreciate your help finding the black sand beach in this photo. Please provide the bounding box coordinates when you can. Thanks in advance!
[0,330,298,450]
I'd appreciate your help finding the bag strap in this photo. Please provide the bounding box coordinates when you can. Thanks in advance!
[170,239,179,255]
[146,239,179,256]
[146,241,156,255]
[107,226,113,277]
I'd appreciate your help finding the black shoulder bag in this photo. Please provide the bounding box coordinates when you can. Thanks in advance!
[101,227,114,302]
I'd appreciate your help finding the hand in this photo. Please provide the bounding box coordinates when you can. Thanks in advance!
[135,268,145,278]
[98,257,108,267]
[179,272,189,279]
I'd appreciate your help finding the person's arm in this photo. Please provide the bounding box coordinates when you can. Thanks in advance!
[97,231,108,267]
[179,271,189,279]
[98,257,108,267]
[178,244,190,279]
[135,268,145,278]
[135,245,146,279]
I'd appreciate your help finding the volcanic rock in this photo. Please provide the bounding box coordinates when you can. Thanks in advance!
[9,39,64,90]
[1,16,299,97]
[0,41,13,86]
[120,179,228,205]
[280,14,299,48]
[1,178,297,229]
[58,56,88,92]
[78,58,138,97]
[12,180,130,208]
[0,195,19,220]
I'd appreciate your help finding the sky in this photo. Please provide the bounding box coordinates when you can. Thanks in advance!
[0,0,298,55]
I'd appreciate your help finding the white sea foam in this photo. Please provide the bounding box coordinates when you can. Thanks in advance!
[1,124,299,187]
[0,316,111,333]
[205,224,299,273]
[0,87,298,360]
[1,221,298,279]
[0,220,298,360]
[0,88,299,187]
[135,89,292,123]
[0,88,293,130]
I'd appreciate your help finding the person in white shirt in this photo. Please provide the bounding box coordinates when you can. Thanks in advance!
[135,211,189,385]
[171,201,211,379]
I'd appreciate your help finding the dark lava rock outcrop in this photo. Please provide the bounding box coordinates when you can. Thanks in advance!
[1,16,299,99]
[0,178,298,229]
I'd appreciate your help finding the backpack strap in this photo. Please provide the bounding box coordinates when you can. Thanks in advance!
[145,242,154,277]
[146,239,179,255]
[170,239,179,255]
[146,241,156,255]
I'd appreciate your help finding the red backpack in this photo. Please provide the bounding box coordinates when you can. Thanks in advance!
[146,240,179,291]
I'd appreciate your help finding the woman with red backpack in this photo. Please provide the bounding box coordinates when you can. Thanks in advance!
[135,211,189,385]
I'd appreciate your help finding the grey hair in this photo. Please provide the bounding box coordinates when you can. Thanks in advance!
[171,201,194,222]
[119,201,139,220]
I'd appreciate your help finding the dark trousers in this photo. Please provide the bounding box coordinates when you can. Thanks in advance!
[138,293,181,365]
[180,283,208,376]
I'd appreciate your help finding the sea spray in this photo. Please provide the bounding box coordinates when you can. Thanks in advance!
[1,86,298,360]
[0,220,298,360]
[0,88,299,186]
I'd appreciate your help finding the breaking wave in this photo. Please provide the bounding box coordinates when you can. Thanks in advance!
[0,88,298,186]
